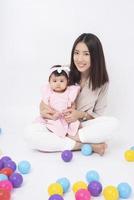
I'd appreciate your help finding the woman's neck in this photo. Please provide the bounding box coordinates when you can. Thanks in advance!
[80,71,89,88]
[81,71,89,82]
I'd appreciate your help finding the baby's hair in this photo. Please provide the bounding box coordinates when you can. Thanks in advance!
[49,65,69,82]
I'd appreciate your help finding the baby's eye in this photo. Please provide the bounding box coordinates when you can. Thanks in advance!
[60,80,64,82]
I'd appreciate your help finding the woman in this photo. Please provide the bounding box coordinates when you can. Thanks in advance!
[25,33,119,156]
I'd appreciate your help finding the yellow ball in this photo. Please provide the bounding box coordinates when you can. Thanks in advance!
[48,183,63,196]
[103,185,119,200]
[72,181,87,193]
[124,150,134,161]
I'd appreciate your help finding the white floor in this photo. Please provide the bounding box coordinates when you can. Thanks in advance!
[0,106,134,200]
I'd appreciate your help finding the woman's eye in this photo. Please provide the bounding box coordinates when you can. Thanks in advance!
[74,51,79,55]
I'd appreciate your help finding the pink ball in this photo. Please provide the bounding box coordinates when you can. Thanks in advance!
[0,180,13,192]
[75,189,91,200]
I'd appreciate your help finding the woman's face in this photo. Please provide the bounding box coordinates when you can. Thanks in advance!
[73,42,91,74]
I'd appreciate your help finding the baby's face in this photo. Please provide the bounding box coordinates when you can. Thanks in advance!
[49,74,68,92]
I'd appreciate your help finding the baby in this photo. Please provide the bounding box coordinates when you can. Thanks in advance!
[37,65,80,137]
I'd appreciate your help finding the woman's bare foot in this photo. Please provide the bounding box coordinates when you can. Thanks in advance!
[73,141,83,151]
[67,134,81,143]
[91,143,107,156]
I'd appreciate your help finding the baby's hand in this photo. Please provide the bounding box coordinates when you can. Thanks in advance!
[62,109,71,116]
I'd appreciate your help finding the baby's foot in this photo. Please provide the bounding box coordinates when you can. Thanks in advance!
[91,143,107,156]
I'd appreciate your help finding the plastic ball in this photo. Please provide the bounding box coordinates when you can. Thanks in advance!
[117,182,132,198]
[75,189,91,200]
[0,188,11,200]
[9,172,23,188]
[124,150,134,161]
[0,174,8,181]
[81,144,92,156]
[18,160,31,174]
[103,185,119,200]
[48,194,64,200]
[0,156,11,164]
[130,146,134,150]
[4,160,16,171]
[0,159,4,170]
[48,183,63,196]
[72,181,87,193]
[88,180,102,196]
[0,180,13,192]
[0,167,13,176]
[56,177,70,193]
[86,170,100,183]
[61,150,73,162]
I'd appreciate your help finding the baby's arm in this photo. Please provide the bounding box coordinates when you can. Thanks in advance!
[71,102,76,109]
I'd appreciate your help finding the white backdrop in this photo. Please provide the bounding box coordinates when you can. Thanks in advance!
[0,1,134,199]
[0,0,134,134]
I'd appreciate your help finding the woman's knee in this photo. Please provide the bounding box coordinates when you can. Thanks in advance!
[24,123,44,142]
[106,117,120,131]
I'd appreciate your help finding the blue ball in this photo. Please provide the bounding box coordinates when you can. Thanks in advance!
[18,160,31,174]
[117,182,132,198]
[0,174,8,181]
[130,146,134,150]
[56,177,70,193]
[81,144,92,156]
[86,170,100,183]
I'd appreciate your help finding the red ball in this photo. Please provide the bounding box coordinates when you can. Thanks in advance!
[0,188,11,200]
[0,180,13,192]
[0,168,13,177]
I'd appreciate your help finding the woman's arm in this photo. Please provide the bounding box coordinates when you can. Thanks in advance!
[40,100,57,120]
[91,83,109,118]
[63,108,94,123]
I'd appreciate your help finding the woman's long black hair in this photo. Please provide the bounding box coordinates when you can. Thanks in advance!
[69,33,109,90]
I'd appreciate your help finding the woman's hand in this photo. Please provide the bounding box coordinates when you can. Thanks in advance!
[40,101,57,120]
[63,108,80,123]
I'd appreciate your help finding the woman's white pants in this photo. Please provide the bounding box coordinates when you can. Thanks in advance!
[24,116,119,152]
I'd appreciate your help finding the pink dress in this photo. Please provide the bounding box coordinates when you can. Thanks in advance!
[36,84,80,137]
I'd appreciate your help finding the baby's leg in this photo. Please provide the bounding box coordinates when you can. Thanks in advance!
[68,120,80,136]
